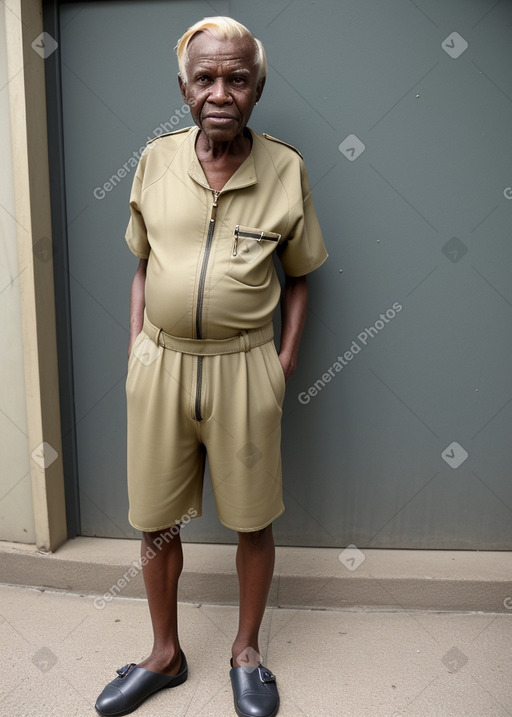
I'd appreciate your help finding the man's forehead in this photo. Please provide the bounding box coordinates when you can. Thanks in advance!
[186,32,257,68]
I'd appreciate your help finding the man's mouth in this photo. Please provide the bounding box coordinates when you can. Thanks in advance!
[205,114,237,122]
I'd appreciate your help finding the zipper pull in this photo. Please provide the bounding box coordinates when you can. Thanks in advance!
[212,190,219,207]
[233,225,240,256]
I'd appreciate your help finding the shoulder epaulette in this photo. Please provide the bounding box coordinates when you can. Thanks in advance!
[262,133,303,158]
[146,127,192,145]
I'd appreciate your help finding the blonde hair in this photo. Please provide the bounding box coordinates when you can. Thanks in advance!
[176,16,267,83]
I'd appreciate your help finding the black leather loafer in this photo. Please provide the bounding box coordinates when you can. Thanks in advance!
[229,660,279,717]
[95,651,188,716]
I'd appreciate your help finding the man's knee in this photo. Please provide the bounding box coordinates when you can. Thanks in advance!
[143,525,181,551]
[238,524,272,545]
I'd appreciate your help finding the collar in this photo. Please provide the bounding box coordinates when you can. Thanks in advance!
[186,127,258,193]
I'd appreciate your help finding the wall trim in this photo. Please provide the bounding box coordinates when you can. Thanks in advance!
[5,0,66,551]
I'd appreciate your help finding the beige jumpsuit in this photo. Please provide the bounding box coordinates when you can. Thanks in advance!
[125,126,327,532]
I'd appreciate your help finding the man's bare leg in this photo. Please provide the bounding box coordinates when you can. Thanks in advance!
[232,524,275,666]
[137,528,184,675]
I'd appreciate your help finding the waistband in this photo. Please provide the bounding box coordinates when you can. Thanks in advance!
[143,314,274,356]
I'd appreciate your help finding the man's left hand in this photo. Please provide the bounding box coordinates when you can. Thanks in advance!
[278,350,297,382]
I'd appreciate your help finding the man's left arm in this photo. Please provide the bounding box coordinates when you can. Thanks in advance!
[278,275,308,381]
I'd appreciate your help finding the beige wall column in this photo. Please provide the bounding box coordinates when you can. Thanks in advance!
[5,0,67,551]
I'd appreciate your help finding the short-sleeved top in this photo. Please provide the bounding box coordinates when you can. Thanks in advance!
[126,126,328,340]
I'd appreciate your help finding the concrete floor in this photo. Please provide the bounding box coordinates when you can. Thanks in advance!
[1,583,511,717]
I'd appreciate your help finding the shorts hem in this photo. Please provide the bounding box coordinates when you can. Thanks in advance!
[128,511,203,533]
[219,506,285,533]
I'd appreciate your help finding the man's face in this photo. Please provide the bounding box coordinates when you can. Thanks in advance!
[179,32,264,143]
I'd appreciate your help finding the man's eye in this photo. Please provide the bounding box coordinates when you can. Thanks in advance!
[197,76,210,83]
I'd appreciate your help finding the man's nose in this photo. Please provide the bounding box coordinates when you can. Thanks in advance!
[209,79,231,103]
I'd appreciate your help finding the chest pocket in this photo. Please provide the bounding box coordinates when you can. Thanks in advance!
[229,225,282,286]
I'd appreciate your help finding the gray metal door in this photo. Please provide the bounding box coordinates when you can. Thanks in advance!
[56,0,512,547]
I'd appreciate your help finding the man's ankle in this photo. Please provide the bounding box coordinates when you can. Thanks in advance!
[138,646,182,674]
[231,643,262,668]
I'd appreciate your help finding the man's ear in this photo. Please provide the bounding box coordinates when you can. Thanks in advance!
[255,76,266,103]
[178,73,188,103]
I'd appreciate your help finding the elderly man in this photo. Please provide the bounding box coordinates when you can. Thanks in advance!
[95,16,327,717]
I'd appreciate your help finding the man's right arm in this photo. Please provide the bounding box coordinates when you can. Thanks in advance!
[128,258,147,356]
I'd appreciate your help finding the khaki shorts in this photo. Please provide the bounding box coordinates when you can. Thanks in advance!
[126,315,286,533]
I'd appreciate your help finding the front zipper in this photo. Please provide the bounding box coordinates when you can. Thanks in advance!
[194,189,219,421]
